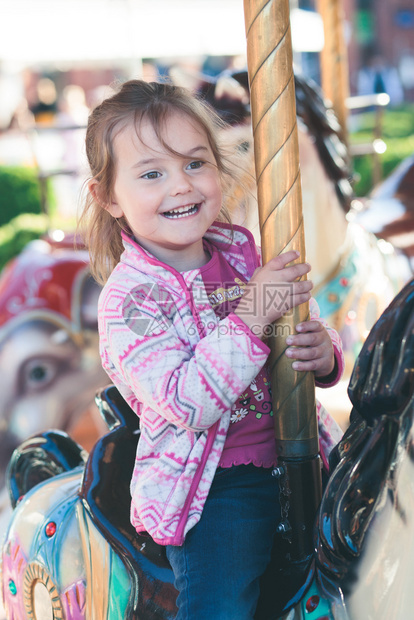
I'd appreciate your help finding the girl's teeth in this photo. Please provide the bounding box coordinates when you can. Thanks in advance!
[164,205,198,218]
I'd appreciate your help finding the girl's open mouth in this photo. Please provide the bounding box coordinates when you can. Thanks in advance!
[162,204,199,219]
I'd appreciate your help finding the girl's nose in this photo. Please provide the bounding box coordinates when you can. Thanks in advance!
[170,171,193,196]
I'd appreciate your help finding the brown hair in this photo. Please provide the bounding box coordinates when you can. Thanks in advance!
[79,79,242,284]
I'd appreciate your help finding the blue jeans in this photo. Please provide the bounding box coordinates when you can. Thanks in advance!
[166,464,281,620]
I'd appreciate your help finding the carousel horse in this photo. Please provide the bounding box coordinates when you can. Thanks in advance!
[313,274,414,619]
[194,69,411,426]
[1,386,177,620]
[198,70,410,359]
[0,234,108,490]
[2,276,413,619]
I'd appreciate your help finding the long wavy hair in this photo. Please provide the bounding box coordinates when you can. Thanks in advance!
[79,79,243,284]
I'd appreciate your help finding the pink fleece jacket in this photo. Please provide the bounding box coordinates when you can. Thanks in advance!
[98,222,344,546]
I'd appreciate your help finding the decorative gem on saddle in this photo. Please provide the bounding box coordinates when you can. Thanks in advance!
[45,521,57,537]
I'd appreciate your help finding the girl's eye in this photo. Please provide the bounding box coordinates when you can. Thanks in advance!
[142,171,161,179]
[187,160,204,170]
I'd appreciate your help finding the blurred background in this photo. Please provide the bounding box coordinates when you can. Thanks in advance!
[0,0,413,252]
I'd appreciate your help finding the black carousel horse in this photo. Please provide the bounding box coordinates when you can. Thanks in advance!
[314,276,414,618]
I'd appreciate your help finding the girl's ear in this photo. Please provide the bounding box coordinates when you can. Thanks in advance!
[88,179,124,218]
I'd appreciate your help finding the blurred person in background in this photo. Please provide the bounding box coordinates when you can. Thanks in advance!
[29,77,58,124]
[357,46,404,106]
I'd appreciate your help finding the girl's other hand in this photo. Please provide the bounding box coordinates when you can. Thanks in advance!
[285,320,335,378]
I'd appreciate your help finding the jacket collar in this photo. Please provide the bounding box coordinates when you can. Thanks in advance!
[120,222,259,285]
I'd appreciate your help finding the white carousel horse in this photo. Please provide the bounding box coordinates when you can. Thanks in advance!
[210,72,410,349]
[206,71,411,426]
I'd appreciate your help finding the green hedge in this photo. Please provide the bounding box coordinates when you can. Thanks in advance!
[0,214,49,273]
[0,166,54,227]
[353,104,414,139]
[350,104,414,197]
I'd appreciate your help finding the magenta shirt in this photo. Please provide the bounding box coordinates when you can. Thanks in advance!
[200,241,277,468]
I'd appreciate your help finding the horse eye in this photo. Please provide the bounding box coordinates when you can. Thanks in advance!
[30,366,47,381]
[22,359,58,392]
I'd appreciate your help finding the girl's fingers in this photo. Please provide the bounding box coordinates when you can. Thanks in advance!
[284,320,335,376]
[264,282,312,315]
[296,320,323,333]
[265,254,311,280]
[286,321,325,346]
[292,360,320,372]
[291,357,334,376]
[293,280,313,293]
[267,251,300,268]
[286,321,322,347]
[286,332,321,347]
[291,292,312,309]
[283,281,313,302]
[274,262,311,282]
[285,346,323,361]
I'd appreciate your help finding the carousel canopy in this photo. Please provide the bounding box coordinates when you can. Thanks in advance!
[0,0,323,68]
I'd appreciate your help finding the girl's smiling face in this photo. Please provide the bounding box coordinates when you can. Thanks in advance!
[107,112,223,271]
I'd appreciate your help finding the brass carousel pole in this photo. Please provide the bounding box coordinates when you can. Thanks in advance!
[316,0,350,143]
[243,0,321,565]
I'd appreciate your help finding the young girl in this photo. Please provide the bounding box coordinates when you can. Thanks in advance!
[81,79,344,619]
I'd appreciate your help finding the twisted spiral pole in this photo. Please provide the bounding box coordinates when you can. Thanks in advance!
[244,0,318,461]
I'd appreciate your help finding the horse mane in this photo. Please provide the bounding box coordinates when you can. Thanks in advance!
[317,279,414,597]
[294,74,354,212]
[348,278,414,420]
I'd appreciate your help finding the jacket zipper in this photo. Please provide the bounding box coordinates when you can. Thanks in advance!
[175,420,219,541]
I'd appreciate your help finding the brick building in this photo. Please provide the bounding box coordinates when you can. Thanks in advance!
[343,0,414,100]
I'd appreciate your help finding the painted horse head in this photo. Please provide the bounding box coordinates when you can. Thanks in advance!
[0,234,107,486]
